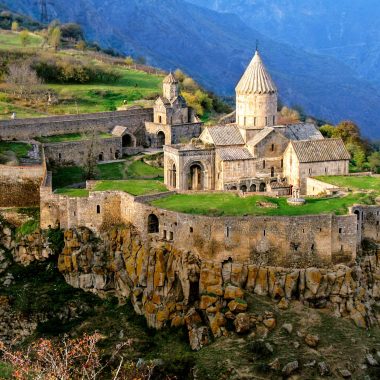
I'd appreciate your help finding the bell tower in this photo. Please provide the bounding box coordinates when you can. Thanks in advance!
[163,72,179,101]
[235,50,278,140]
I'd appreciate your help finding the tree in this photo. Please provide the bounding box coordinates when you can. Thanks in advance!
[351,145,366,169]
[125,56,134,67]
[11,21,19,31]
[5,63,42,99]
[61,23,84,41]
[19,30,31,47]
[368,151,380,173]
[319,124,335,138]
[174,69,186,82]
[278,106,300,124]
[49,26,61,51]
[332,120,361,145]
[76,40,87,51]
[83,130,100,180]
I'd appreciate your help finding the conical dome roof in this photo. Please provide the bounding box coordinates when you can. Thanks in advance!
[236,51,277,95]
[163,72,178,84]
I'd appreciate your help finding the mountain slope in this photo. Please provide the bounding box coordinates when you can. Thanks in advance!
[3,0,380,137]
[188,0,380,87]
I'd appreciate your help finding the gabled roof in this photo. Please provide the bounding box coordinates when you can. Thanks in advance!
[275,123,323,141]
[200,125,245,146]
[155,96,171,107]
[163,72,178,84]
[217,147,253,161]
[236,51,277,95]
[248,127,275,146]
[290,139,351,163]
[111,125,128,137]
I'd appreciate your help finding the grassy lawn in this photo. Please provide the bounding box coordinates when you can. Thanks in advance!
[316,175,380,194]
[0,141,32,159]
[0,30,43,49]
[93,180,167,196]
[151,192,374,217]
[0,362,12,379]
[55,188,89,197]
[36,132,113,143]
[127,159,164,179]
[53,158,164,188]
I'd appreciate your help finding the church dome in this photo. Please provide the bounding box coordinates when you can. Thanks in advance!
[236,51,277,95]
[163,72,178,84]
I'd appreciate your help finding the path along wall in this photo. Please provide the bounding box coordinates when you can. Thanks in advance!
[40,186,371,266]
[0,109,153,141]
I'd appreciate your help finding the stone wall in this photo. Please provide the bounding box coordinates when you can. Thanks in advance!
[306,178,340,196]
[44,137,122,166]
[0,163,46,207]
[0,109,153,140]
[40,187,360,266]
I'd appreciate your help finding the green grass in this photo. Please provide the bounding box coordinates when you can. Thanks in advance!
[0,30,43,49]
[316,175,380,194]
[93,180,167,196]
[36,132,113,143]
[0,141,32,159]
[151,192,374,217]
[53,157,164,189]
[127,159,164,179]
[0,362,13,379]
[55,188,89,197]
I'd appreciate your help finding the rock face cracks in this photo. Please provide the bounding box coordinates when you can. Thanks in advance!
[57,225,380,349]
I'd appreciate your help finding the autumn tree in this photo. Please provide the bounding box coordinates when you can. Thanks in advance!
[368,151,380,173]
[11,20,19,31]
[125,56,134,67]
[278,106,301,124]
[319,124,335,138]
[19,30,31,47]
[49,26,61,51]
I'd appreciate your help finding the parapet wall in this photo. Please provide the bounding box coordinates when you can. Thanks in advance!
[39,186,378,266]
[0,109,153,140]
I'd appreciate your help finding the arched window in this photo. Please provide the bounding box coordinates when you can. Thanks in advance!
[230,186,237,191]
[122,134,134,147]
[240,185,247,192]
[259,183,266,192]
[250,184,257,192]
[98,153,104,161]
[148,214,159,233]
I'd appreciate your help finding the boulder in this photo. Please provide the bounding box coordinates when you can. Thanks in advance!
[282,323,293,334]
[269,357,281,371]
[233,313,250,334]
[318,361,330,376]
[282,360,299,376]
[188,326,210,351]
[224,285,244,300]
[263,317,276,330]
[228,299,247,313]
[366,353,379,366]
[338,368,352,378]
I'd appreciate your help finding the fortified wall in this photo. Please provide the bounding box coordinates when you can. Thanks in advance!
[0,160,46,207]
[0,109,153,142]
[38,182,380,267]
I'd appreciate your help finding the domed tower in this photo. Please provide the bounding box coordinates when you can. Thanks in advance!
[236,51,278,140]
[163,72,179,101]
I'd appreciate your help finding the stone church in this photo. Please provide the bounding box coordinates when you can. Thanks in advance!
[163,51,350,194]
[145,73,203,148]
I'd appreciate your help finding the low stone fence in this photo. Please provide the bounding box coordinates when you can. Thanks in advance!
[306,177,340,196]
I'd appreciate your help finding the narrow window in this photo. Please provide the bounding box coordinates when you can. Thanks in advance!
[263,160,266,169]
[341,245,343,251]
[376,221,379,226]
[148,214,159,233]
[254,117,256,126]
[309,168,312,175]
[271,144,275,152]
[58,153,62,160]
[190,227,193,233]
[281,159,283,168]
[311,244,315,251]
[169,231,174,240]
[273,115,275,125]
[325,167,328,173]
[265,116,268,126]
[96,205,100,214]
[263,230,266,237]
[159,115,162,123]
[226,226,231,237]
[163,230,167,240]
[339,228,342,234]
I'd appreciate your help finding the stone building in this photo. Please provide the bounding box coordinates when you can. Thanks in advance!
[145,73,202,148]
[164,51,350,194]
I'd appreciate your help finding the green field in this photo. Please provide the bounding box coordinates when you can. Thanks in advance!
[316,175,380,194]
[151,192,374,217]
[0,30,163,118]
[36,132,113,143]
[0,141,32,159]
[0,30,43,49]
[127,159,164,179]
[93,180,167,196]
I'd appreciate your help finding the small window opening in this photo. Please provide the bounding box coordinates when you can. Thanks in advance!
[169,231,174,240]
[190,227,193,233]
[96,205,100,214]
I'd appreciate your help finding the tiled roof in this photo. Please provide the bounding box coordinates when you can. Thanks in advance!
[236,51,277,95]
[249,127,274,146]
[291,139,351,163]
[163,72,178,84]
[217,147,253,161]
[275,123,323,141]
[206,125,245,146]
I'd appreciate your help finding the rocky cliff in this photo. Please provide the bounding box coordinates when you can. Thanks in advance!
[57,224,380,350]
